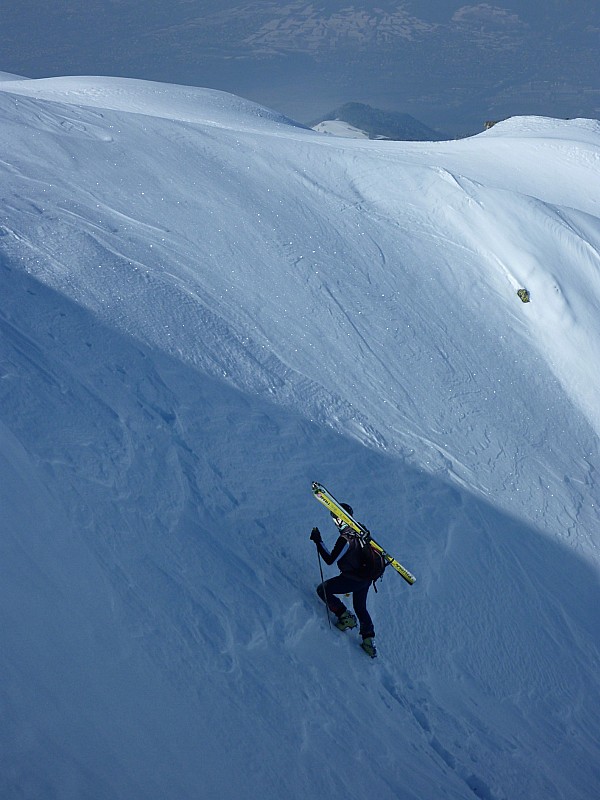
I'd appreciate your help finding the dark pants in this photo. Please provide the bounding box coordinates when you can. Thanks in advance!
[317,574,374,638]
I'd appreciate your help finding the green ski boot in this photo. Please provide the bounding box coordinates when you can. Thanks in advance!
[360,637,377,658]
[335,610,358,631]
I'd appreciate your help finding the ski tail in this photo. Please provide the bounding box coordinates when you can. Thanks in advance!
[368,539,416,585]
[311,482,416,586]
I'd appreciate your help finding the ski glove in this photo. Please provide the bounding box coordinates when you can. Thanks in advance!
[310,527,322,543]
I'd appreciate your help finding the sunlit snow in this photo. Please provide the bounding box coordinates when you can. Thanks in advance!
[1,76,599,800]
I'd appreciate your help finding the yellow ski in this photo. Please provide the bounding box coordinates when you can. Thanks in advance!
[312,482,416,586]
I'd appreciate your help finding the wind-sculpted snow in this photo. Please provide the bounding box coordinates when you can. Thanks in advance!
[0,75,303,131]
[0,78,599,799]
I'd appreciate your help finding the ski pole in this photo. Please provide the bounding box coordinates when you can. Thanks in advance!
[317,549,332,629]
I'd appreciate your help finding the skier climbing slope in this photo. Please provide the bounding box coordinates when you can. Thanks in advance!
[310,483,415,658]
[310,505,381,658]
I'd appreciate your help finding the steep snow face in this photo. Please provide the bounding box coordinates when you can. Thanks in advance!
[0,77,599,800]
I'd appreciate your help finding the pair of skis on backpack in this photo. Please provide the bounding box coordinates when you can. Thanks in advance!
[311,482,416,586]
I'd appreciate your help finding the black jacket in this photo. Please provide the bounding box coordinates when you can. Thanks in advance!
[316,528,373,582]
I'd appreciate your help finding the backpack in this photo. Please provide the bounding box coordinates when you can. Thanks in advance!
[337,534,387,583]
[360,542,387,582]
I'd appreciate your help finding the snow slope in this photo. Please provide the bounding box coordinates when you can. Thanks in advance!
[313,119,373,138]
[0,76,599,800]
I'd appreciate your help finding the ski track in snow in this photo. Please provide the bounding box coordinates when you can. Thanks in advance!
[0,77,599,800]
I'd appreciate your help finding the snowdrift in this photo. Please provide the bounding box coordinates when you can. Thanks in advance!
[1,76,599,800]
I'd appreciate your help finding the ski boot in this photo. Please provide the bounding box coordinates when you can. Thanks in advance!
[360,637,377,658]
[335,610,358,631]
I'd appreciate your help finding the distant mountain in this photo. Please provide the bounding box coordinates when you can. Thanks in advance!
[311,103,448,141]
[1,2,599,134]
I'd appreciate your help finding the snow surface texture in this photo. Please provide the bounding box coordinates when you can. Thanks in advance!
[0,76,599,800]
